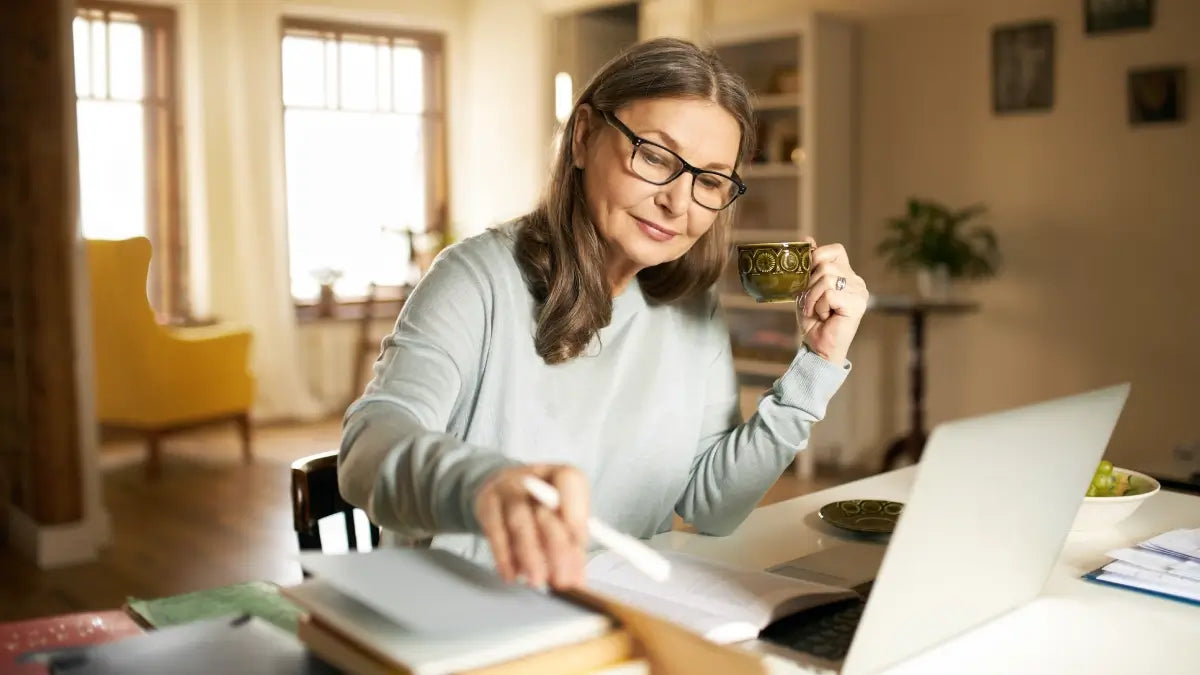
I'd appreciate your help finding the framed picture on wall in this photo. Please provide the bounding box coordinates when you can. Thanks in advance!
[1128,66,1185,125]
[992,21,1055,114]
[1085,0,1154,35]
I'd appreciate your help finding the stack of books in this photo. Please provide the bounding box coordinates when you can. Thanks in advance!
[282,548,634,674]
[1083,527,1200,606]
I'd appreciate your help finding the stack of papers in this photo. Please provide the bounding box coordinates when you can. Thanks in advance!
[1084,528,1200,606]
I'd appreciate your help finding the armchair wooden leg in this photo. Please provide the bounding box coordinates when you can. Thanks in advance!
[235,412,253,464]
[145,431,162,479]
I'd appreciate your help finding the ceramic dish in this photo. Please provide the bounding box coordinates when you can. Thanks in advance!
[818,499,905,534]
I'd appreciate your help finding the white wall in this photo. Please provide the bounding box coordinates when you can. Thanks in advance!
[458,0,553,238]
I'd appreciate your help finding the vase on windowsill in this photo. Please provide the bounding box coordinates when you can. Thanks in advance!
[317,283,337,318]
[310,267,344,319]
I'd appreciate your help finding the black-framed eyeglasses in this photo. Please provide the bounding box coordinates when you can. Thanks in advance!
[601,110,746,211]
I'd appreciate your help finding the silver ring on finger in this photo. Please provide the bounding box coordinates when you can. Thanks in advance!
[835,276,847,291]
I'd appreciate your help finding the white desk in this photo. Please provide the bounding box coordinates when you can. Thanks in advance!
[650,467,1200,674]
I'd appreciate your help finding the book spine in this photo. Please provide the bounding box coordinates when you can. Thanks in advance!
[297,617,406,675]
[464,630,637,675]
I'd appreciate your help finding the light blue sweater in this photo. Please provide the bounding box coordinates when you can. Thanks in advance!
[338,222,850,567]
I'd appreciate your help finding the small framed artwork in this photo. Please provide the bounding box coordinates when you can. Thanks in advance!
[992,21,1055,114]
[1085,0,1154,35]
[1128,66,1185,125]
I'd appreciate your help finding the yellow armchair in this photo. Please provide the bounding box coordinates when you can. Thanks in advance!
[87,237,256,476]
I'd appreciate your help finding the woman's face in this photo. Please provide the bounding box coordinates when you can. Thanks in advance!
[572,97,741,288]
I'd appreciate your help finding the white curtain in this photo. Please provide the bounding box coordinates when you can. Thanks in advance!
[189,1,324,423]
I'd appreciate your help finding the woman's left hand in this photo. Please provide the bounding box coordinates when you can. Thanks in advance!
[796,238,870,366]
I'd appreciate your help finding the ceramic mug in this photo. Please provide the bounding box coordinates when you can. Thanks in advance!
[735,241,814,303]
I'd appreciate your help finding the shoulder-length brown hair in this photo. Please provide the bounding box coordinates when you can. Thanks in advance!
[515,37,755,365]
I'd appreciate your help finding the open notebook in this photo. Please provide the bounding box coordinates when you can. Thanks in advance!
[585,549,858,644]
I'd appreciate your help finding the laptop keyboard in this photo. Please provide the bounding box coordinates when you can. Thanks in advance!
[759,597,866,662]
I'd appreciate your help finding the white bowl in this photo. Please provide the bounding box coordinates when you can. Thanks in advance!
[1070,468,1160,532]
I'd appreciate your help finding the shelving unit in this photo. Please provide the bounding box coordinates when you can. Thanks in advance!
[703,12,857,476]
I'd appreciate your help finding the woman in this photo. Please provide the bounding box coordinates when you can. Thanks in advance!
[338,37,869,591]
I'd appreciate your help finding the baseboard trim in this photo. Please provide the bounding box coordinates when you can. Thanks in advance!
[9,506,112,568]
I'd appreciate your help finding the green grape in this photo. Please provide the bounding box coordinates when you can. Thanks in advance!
[1086,460,1120,497]
[1091,473,1115,496]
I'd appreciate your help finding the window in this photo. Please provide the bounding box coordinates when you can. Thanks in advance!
[280,20,447,302]
[73,2,185,320]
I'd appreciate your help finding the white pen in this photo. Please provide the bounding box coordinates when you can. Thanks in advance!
[521,476,672,583]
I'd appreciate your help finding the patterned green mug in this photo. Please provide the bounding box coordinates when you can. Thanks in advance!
[735,241,814,303]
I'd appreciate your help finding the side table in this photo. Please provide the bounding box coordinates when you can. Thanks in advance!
[869,295,980,471]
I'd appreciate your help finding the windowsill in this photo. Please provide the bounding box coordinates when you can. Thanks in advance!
[294,297,408,324]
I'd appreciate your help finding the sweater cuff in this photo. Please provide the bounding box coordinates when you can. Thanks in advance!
[439,452,524,533]
[772,344,851,421]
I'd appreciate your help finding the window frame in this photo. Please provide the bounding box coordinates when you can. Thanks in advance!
[279,17,449,310]
[75,0,188,322]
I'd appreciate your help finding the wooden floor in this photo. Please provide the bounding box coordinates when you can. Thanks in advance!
[0,420,861,622]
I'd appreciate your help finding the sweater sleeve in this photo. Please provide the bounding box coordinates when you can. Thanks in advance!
[337,246,520,540]
[674,298,850,536]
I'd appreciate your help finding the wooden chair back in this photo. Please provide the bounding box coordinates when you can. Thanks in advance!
[290,449,380,553]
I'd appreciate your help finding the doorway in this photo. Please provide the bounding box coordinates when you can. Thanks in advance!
[550,2,639,126]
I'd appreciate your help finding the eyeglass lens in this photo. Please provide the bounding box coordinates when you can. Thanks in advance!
[631,143,739,210]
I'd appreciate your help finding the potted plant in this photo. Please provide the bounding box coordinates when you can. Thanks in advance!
[876,198,1000,299]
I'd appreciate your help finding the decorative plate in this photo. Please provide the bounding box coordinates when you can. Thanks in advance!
[818,499,905,534]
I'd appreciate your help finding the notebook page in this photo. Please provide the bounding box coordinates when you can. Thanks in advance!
[584,550,854,642]
[582,578,756,643]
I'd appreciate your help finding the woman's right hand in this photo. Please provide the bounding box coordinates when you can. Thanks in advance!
[473,464,590,590]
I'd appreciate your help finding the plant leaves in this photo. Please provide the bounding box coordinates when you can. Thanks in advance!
[879,197,999,278]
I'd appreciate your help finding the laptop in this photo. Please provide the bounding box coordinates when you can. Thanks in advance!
[754,383,1131,674]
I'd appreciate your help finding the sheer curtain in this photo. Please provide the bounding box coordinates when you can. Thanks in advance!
[192,1,324,422]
